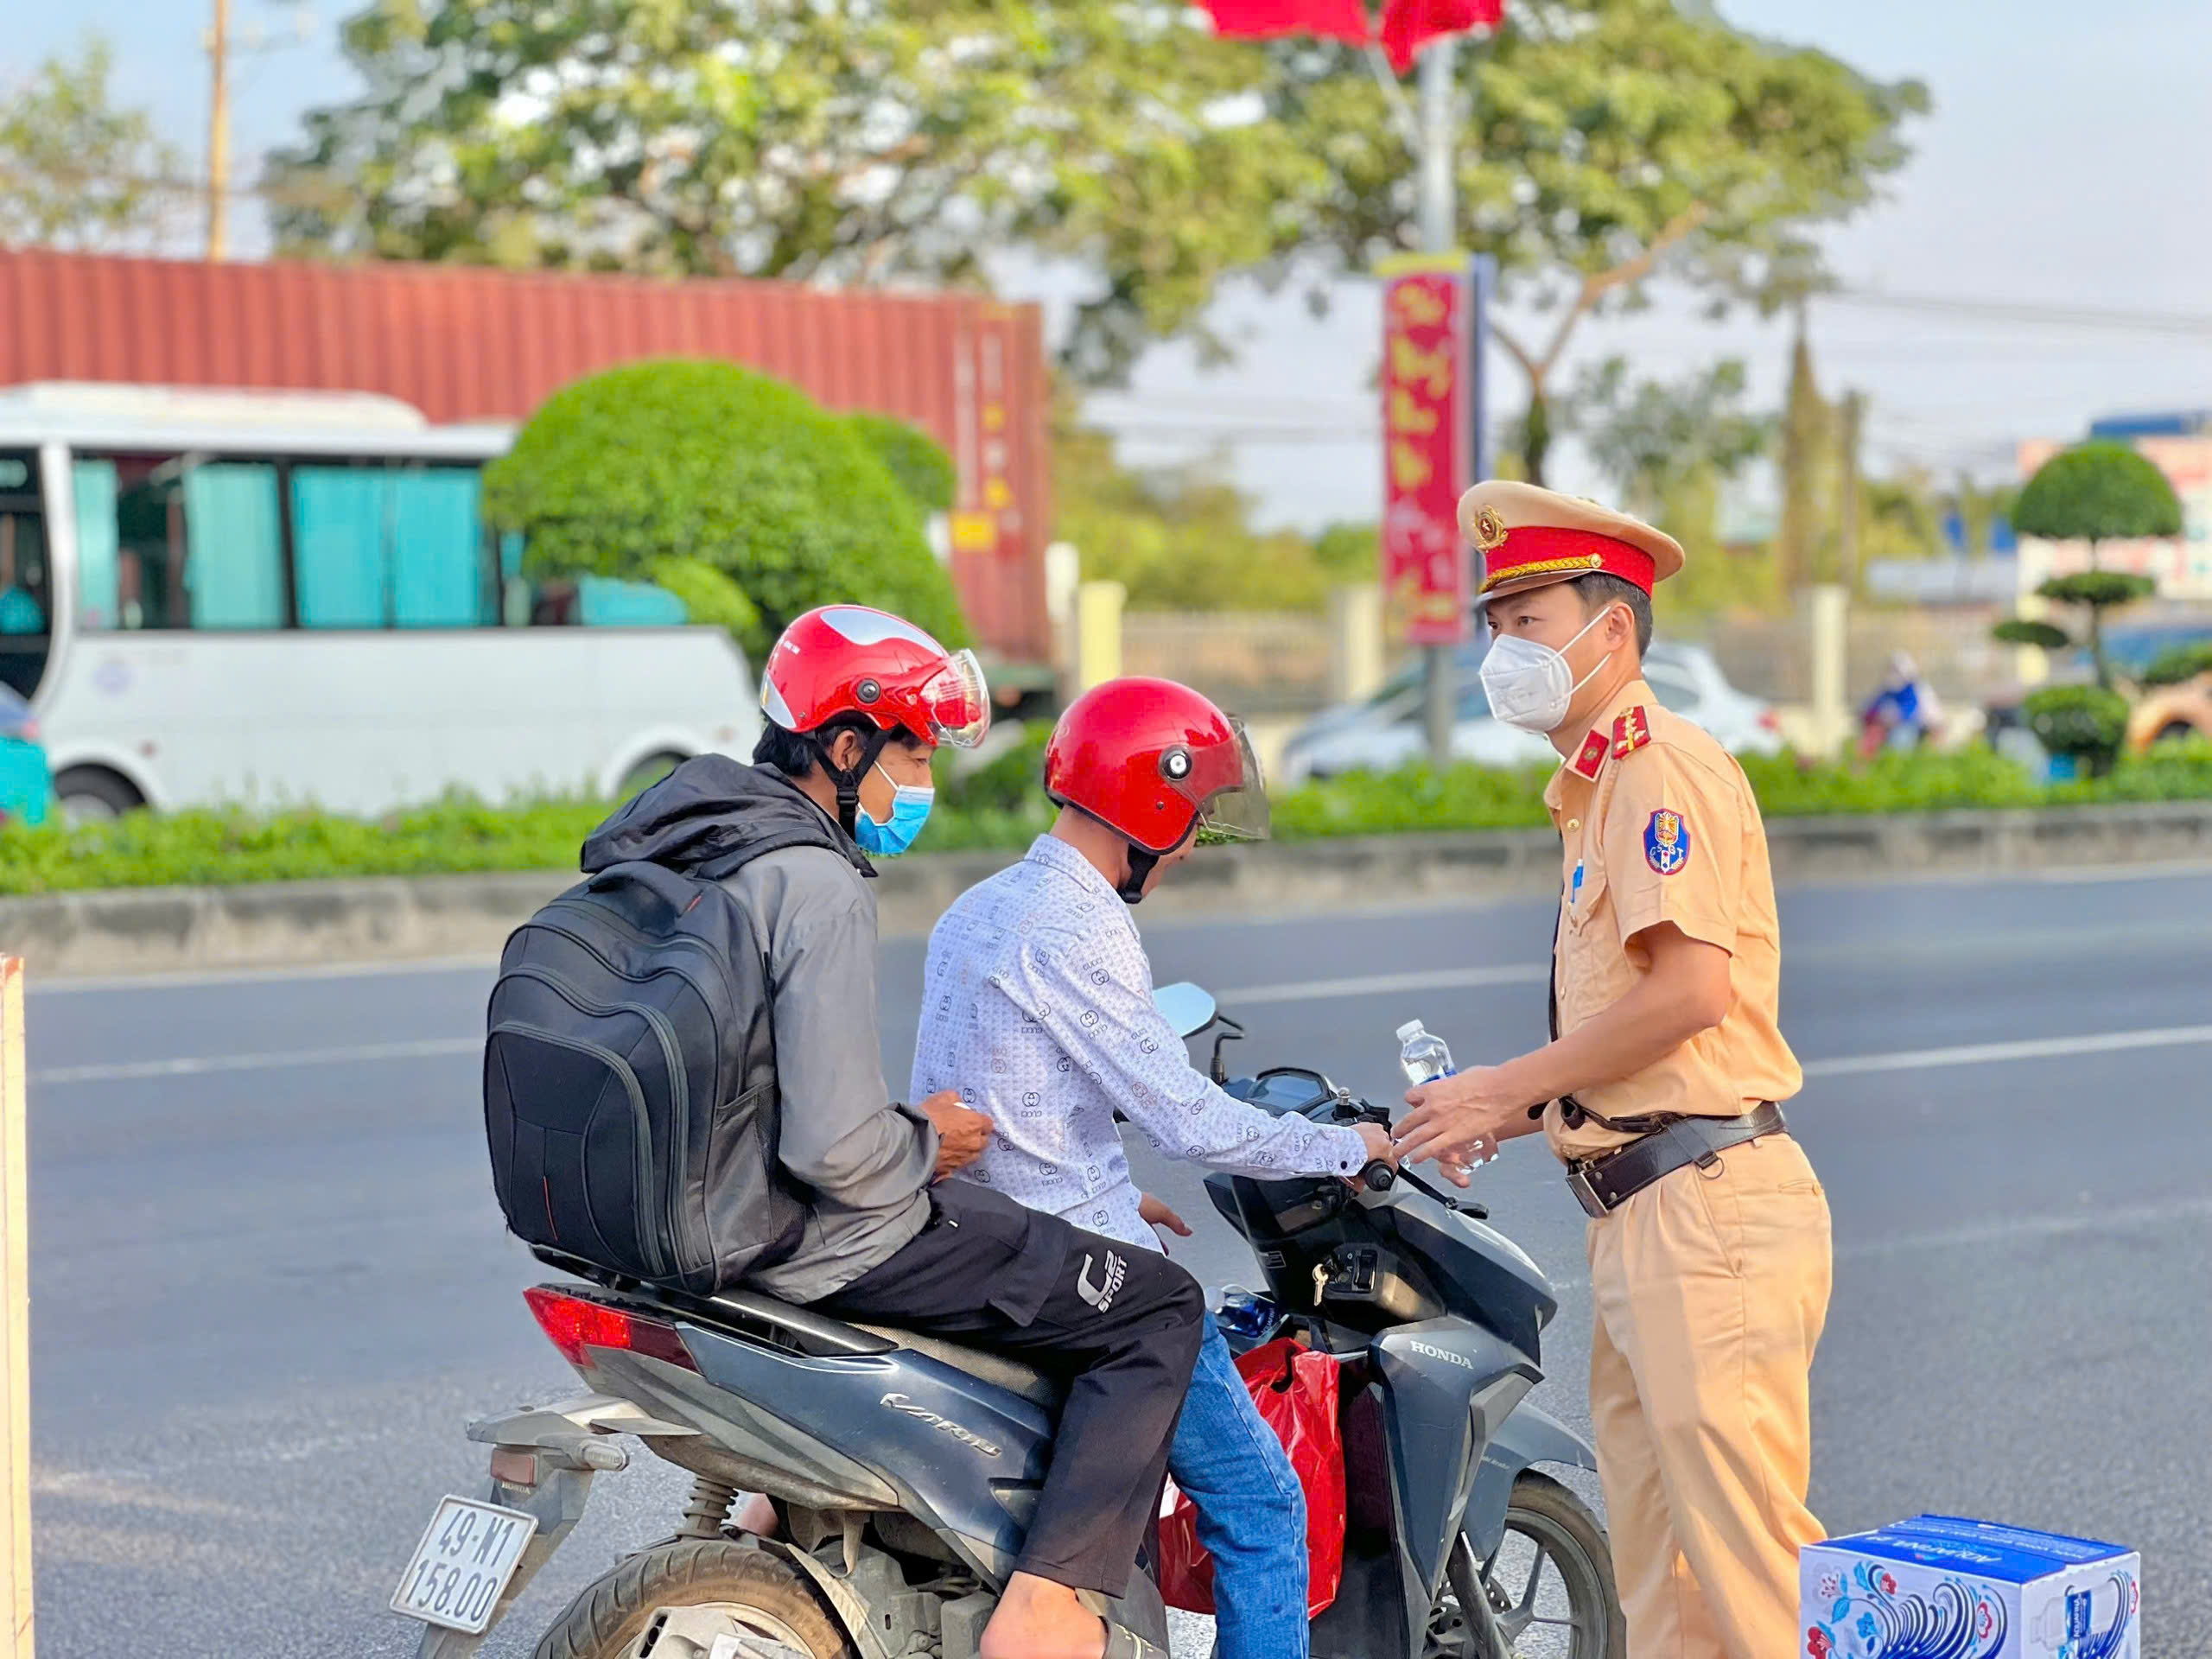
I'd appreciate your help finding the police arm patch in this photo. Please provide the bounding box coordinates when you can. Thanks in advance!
[1643,807,1691,875]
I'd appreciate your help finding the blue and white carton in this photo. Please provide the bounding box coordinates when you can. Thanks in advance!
[1801,1516,2138,1659]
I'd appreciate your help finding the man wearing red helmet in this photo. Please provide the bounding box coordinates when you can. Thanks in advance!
[913,677,1398,1659]
[586,608,1204,1659]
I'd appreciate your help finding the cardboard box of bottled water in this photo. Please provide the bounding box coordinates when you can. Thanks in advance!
[1800,1515,2138,1659]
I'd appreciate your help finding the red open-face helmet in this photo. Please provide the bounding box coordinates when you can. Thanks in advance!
[760,605,990,751]
[1044,677,1268,856]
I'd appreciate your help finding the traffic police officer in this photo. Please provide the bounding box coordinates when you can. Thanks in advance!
[1395,480,1833,1659]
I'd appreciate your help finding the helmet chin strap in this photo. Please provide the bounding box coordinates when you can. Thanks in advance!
[817,726,894,837]
[1117,849,1160,906]
[1117,821,1196,906]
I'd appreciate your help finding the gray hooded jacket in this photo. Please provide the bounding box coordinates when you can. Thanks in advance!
[582,756,938,1303]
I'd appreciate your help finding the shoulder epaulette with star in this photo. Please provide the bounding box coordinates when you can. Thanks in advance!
[1611,706,1653,760]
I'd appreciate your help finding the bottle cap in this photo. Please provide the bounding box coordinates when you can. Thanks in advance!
[1395,1020,1426,1044]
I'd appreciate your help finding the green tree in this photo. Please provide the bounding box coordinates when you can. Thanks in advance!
[274,2,1923,454]
[0,34,182,251]
[266,0,1322,305]
[1558,355,1772,623]
[482,359,965,658]
[2012,441,2183,553]
[2000,442,2182,688]
[1254,3,1925,480]
[1054,416,1345,613]
[846,413,957,515]
[1565,356,1770,522]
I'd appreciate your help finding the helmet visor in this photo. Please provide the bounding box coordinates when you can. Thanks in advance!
[1186,719,1270,843]
[918,650,992,749]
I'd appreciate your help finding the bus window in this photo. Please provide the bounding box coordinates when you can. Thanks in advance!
[391,467,493,627]
[82,454,285,630]
[496,530,686,628]
[0,452,52,698]
[293,463,494,629]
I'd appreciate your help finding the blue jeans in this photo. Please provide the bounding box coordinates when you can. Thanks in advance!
[1167,1316,1310,1659]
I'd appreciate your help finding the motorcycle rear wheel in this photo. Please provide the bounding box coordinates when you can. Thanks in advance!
[531,1539,856,1659]
[1428,1472,1624,1659]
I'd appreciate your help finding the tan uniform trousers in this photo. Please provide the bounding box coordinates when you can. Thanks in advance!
[1586,1131,1833,1659]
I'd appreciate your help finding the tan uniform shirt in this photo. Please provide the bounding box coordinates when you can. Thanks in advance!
[1539,679,1802,1161]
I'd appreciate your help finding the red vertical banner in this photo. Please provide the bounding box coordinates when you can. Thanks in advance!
[1379,257,1472,646]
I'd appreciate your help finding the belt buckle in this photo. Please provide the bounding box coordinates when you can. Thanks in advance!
[1565,1163,1609,1219]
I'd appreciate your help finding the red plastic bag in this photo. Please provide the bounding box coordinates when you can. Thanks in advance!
[1156,1338,1347,1618]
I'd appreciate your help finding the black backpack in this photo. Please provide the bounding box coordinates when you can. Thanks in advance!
[482,859,807,1293]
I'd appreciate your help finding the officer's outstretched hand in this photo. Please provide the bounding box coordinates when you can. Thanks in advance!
[1396,1067,1516,1183]
[919,1090,995,1182]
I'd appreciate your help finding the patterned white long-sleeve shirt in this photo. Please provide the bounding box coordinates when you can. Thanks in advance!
[913,835,1369,1253]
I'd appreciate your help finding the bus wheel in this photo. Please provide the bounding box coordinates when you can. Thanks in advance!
[54,766,145,823]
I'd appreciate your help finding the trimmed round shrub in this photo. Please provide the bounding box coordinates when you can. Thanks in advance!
[1990,619,2070,651]
[646,556,761,646]
[846,411,957,514]
[2036,571,2157,609]
[2142,641,2212,688]
[2022,683,2129,770]
[483,359,967,659]
[2014,442,2183,544]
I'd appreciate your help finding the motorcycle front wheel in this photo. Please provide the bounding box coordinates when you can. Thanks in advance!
[531,1539,856,1659]
[1427,1471,1624,1659]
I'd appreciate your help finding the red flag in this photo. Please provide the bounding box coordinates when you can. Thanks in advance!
[1198,0,1372,45]
[1380,0,1501,72]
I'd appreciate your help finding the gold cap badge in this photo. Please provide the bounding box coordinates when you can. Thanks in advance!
[1471,505,1508,551]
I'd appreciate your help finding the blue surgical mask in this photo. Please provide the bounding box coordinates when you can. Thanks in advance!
[855,765,934,856]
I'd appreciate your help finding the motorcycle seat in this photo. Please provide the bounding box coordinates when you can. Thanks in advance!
[526,1246,1064,1412]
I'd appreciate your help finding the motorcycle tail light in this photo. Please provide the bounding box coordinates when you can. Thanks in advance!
[524,1287,698,1373]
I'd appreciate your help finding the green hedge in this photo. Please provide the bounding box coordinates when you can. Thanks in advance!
[482,359,967,659]
[5,741,2212,897]
[1269,742,2212,837]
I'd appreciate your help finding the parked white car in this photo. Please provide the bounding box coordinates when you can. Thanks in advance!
[1274,641,1783,785]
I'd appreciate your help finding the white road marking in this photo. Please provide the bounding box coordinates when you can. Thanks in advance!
[26,955,495,996]
[33,1037,480,1085]
[1214,963,1548,1004]
[1800,1023,2212,1077]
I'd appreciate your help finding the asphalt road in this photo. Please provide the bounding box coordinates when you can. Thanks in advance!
[22,863,2212,1656]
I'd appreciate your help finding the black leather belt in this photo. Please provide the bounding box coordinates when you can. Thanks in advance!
[1565,1102,1787,1218]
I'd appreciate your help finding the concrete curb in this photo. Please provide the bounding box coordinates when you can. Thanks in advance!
[5,800,2211,980]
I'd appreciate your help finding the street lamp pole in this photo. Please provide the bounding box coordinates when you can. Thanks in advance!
[1416,35,1459,770]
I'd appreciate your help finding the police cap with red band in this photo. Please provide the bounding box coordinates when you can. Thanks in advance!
[1459,480,1686,609]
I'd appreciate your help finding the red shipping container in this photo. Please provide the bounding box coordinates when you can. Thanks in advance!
[1157,1338,1347,1618]
[0,249,1054,674]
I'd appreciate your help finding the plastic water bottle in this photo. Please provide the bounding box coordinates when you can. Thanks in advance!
[1397,1020,1456,1088]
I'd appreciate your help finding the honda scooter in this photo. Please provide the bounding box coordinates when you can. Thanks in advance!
[392,983,1621,1658]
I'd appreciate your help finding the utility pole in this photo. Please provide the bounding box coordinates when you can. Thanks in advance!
[206,0,232,260]
[1416,36,1459,771]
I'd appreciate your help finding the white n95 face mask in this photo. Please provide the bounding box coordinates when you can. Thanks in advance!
[1478,607,1615,734]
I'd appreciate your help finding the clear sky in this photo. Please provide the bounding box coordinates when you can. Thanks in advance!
[10,0,2212,526]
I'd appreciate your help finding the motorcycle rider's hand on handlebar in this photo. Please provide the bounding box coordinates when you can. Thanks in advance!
[1348,1121,1399,1191]
[918,1090,995,1181]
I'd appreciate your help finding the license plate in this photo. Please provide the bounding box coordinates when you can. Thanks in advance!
[391,1495,538,1635]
